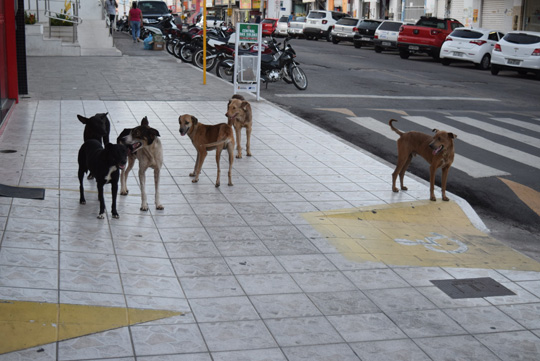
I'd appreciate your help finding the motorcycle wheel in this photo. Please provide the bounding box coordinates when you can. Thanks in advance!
[166,39,176,56]
[173,41,184,59]
[179,44,195,63]
[193,48,217,72]
[216,60,235,83]
[289,64,308,90]
[282,66,293,84]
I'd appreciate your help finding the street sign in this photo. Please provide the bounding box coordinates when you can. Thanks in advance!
[237,23,259,43]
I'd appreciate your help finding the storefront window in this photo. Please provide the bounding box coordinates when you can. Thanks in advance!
[524,0,540,32]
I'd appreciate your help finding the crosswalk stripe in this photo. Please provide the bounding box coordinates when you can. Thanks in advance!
[490,117,540,133]
[348,117,510,178]
[447,116,540,149]
[405,116,540,170]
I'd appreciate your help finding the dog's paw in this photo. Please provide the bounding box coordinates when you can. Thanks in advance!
[215,183,220,188]
[228,182,233,186]
[247,152,252,156]
[97,213,105,219]
[392,187,399,193]
[80,200,86,205]
[192,179,199,183]
[156,205,164,210]
[120,190,129,196]
[236,154,242,159]
[401,186,408,191]
[112,213,120,219]
[442,196,450,201]
[430,196,437,201]
[189,172,195,177]
[140,205,149,212]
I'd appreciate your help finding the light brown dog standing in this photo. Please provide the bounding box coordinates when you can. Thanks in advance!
[225,94,253,158]
[179,114,234,187]
[389,119,457,201]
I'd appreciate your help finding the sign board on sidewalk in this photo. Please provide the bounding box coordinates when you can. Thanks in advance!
[234,23,262,100]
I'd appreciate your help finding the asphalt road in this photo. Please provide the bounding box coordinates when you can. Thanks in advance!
[253,37,540,253]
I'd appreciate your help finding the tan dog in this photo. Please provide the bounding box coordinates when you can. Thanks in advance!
[225,94,252,158]
[117,117,164,211]
[389,119,457,201]
[179,114,234,187]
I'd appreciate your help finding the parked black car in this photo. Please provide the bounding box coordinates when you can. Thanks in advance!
[353,19,383,48]
[138,0,172,25]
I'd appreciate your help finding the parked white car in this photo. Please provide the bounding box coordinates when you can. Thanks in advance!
[491,31,540,78]
[275,15,289,37]
[373,20,407,53]
[440,28,504,70]
[303,10,350,42]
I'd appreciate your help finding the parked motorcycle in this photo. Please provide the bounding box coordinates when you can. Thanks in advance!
[140,16,178,41]
[215,37,308,91]
[115,15,130,33]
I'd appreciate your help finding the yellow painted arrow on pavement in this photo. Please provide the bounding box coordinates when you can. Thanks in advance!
[499,177,540,217]
[0,300,182,355]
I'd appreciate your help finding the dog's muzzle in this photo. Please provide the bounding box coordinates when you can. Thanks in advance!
[430,144,444,155]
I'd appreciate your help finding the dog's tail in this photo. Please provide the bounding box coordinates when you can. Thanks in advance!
[205,138,232,148]
[389,119,404,136]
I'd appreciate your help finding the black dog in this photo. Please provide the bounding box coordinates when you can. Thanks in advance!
[78,113,111,179]
[78,113,111,145]
[78,139,127,219]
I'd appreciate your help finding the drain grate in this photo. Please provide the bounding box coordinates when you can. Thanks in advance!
[430,277,516,299]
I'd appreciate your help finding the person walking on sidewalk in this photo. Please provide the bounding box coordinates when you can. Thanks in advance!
[129,1,143,43]
[105,0,118,36]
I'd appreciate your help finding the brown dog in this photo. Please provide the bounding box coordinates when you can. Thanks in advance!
[225,94,253,158]
[179,114,235,187]
[389,119,457,201]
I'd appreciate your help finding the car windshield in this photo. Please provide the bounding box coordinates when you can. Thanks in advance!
[504,33,540,44]
[378,21,403,31]
[139,1,169,14]
[450,29,483,39]
[262,19,276,24]
[358,21,381,30]
[308,12,326,19]
[294,17,306,23]
[337,18,359,26]
[279,16,288,23]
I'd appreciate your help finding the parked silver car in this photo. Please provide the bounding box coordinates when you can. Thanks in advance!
[373,20,407,52]
[491,31,540,78]
[288,16,306,38]
[330,17,361,44]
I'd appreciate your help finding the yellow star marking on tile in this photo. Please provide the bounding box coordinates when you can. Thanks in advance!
[302,200,540,271]
[0,300,182,355]
[499,177,540,217]
[315,108,356,117]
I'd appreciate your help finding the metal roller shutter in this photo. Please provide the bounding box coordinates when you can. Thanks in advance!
[481,0,505,30]
[450,0,464,22]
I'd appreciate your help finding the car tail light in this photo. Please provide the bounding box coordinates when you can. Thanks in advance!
[430,29,440,36]
[353,27,358,32]
[532,48,540,56]
[445,37,452,42]
[322,20,327,24]
[470,40,487,45]
[494,44,501,52]
[332,25,335,29]
[374,34,378,39]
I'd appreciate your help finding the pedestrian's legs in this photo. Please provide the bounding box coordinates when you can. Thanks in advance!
[130,21,139,42]
[136,21,141,41]
[109,14,115,35]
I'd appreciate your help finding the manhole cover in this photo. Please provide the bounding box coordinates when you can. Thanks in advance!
[430,277,516,299]
[0,150,17,154]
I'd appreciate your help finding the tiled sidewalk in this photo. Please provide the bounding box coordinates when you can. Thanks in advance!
[0,99,539,361]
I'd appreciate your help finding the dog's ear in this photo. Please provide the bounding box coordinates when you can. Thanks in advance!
[147,129,160,144]
[432,128,439,133]
[448,133,457,139]
[77,115,88,124]
[141,116,149,127]
[191,115,198,125]
[240,101,250,111]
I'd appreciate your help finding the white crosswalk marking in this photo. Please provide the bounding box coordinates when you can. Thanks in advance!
[490,117,540,133]
[348,117,510,178]
[404,116,540,170]
[447,117,540,149]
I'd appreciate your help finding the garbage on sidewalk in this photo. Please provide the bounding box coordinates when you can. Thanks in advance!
[143,34,164,50]
[143,34,153,50]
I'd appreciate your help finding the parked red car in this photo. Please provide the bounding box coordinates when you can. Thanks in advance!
[261,18,278,36]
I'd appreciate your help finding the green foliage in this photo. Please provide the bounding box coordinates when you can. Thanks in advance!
[50,11,73,26]
[24,11,37,25]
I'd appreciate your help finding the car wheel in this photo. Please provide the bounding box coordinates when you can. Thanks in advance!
[490,64,500,75]
[399,50,409,59]
[374,46,382,53]
[431,50,441,61]
[332,37,339,44]
[354,41,361,49]
[326,30,332,42]
[476,54,491,70]
[518,70,528,75]
[441,58,451,66]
